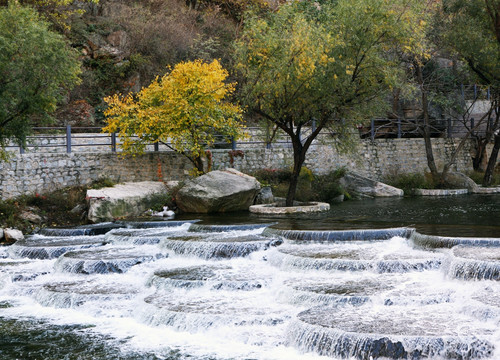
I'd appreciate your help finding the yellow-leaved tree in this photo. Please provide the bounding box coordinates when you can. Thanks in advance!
[104,59,244,174]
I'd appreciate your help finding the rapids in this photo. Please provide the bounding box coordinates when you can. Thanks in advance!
[1,202,500,359]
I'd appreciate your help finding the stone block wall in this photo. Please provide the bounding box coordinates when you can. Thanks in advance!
[0,138,482,199]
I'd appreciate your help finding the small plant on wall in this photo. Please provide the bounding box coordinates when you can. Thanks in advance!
[228,150,244,166]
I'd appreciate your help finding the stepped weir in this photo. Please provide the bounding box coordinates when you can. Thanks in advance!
[1,219,499,359]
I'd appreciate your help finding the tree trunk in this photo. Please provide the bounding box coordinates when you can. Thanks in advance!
[472,137,488,172]
[286,134,306,207]
[286,158,307,206]
[416,63,439,179]
[483,130,500,186]
[193,155,205,174]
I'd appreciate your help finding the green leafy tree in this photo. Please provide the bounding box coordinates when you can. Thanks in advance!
[234,0,428,205]
[104,59,245,175]
[440,0,500,186]
[0,2,81,161]
[0,0,99,31]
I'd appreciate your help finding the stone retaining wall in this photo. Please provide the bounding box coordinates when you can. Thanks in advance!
[0,138,483,199]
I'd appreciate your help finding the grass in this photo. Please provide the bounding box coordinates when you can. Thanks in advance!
[384,173,436,195]
[467,170,500,187]
[0,177,116,236]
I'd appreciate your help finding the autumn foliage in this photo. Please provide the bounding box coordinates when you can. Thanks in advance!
[104,59,244,174]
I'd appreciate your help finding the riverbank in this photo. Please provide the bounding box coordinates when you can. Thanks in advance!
[0,178,116,243]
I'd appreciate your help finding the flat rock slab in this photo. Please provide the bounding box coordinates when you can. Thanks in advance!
[472,187,500,194]
[250,202,330,215]
[87,181,168,223]
[414,188,468,196]
[339,172,403,197]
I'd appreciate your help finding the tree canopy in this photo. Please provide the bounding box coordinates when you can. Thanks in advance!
[0,2,81,160]
[435,0,500,185]
[234,0,429,205]
[0,0,100,31]
[104,59,245,174]
[441,0,499,86]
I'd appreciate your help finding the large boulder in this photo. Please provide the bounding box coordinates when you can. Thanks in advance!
[254,186,274,205]
[176,169,261,213]
[4,228,24,243]
[442,171,479,192]
[339,171,404,197]
[87,181,168,223]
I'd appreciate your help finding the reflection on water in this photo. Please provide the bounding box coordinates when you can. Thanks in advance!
[177,194,500,237]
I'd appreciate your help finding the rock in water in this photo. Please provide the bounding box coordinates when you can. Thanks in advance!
[443,171,479,192]
[254,186,274,205]
[176,169,260,213]
[339,171,403,197]
[4,228,24,242]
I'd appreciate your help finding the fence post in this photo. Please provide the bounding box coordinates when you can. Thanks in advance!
[370,119,375,141]
[473,84,477,99]
[447,118,452,138]
[66,125,71,153]
[312,118,317,133]
[397,118,402,138]
[20,143,25,154]
[111,132,117,152]
[154,142,159,152]
[231,136,236,150]
[470,118,475,136]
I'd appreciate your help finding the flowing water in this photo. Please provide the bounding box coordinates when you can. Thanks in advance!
[1,195,499,359]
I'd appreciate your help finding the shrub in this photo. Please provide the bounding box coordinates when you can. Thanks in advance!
[0,199,17,227]
[145,193,173,212]
[89,177,115,189]
[468,171,500,187]
[384,173,435,195]
[311,173,346,203]
[252,167,348,204]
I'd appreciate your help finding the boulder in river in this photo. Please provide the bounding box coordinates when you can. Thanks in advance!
[4,228,24,242]
[87,181,169,223]
[176,169,261,213]
[339,171,403,198]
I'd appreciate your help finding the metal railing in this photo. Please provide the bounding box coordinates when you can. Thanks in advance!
[358,117,497,140]
[5,117,497,154]
[6,125,296,154]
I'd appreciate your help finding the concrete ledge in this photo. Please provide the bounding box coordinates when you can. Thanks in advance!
[472,187,500,194]
[414,188,468,196]
[249,202,330,215]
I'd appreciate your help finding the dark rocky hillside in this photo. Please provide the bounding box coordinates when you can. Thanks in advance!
[56,0,243,126]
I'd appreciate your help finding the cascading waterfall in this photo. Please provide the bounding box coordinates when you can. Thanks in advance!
[262,227,414,242]
[410,232,500,249]
[34,279,141,308]
[8,235,109,259]
[160,231,282,259]
[188,223,276,233]
[1,219,500,360]
[39,222,123,236]
[53,245,166,274]
[147,264,267,291]
[269,238,444,273]
[448,246,500,280]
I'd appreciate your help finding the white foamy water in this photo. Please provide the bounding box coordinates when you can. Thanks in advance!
[1,224,499,359]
